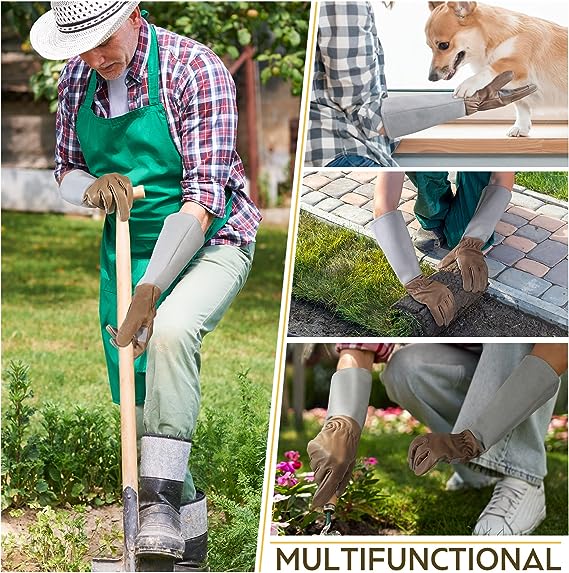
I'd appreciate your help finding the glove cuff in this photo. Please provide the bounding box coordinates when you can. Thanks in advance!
[462,184,511,242]
[327,368,372,429]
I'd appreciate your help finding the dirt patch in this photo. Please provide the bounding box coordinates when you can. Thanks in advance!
[288,295,566,337]
[2,505,122,571]
[288,298,378,337]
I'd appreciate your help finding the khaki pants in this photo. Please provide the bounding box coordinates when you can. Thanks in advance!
[135,243,254,501]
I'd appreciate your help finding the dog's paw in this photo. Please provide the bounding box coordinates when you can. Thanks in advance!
[507,123,531,137]
[454,76,487,98]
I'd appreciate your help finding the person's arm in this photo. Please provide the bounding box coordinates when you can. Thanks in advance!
[317,1,387,139]
[112,51,235,356]
[408,344,567,476]
[370,173,455,327]
[439,173,513,292]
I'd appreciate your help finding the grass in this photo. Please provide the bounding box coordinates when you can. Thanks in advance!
[278,419,568,536]
[515,172,568,201]
[292,211,425,336]
[1,211,287,571]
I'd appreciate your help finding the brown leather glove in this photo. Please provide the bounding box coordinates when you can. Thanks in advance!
[439,237,487,293]
[464,71,537,115]
[83,173,133,222]
[107,283,162,359]
[307,415,362,509]
[408,430,484,476]
[404,275,455,327]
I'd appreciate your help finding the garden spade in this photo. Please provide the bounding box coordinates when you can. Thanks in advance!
[93,186,145,573]
[320,495,341,536]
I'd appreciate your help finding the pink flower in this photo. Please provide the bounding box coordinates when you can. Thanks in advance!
[363,457,378,467]
[271,521,290,535]
[304,472,315,482]
[276,461,297,474]
[276,472,298,487]
[284,450,300,461]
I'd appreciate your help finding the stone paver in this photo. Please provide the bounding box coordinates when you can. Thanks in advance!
[331,204,373,226]
[342,192,368,207]
[487,244,525,265]
[507,205,537,221]
[536,204,568,219]
[526,239,567,267]
[498,268,552,297]
[514,224,551,243]
[515,258,549,278]
[300,171,568,327]
[303,191,327,206]
[509,191,545,211]
[542,285,568,307]
[320,178,360,198]
[532,215,565,232]
[503,235,536,253]
[545,260,568,288]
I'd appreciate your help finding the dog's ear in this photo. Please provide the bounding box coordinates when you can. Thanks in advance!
[428,1,445,10]
[447,2,477,18]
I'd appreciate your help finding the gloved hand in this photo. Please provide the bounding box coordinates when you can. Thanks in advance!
[83,173,133,221]
[439,237,487,292]
[408,429,484,476]
[107,283,162,358]
[307,415,361,508]
[463,71,537,115]
[404,275,455,327]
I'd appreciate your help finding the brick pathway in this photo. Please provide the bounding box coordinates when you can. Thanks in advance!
[300,171,569,328]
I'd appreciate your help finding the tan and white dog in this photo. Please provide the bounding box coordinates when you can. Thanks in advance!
[426,2,567,136]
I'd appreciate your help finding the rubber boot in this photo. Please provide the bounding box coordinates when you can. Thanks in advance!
[136,435,192,570]
[175,491,209,571]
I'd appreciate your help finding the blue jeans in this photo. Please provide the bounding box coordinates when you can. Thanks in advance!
[326,154,381,167]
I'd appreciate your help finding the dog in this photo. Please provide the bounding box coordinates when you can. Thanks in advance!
[425,2,567,136]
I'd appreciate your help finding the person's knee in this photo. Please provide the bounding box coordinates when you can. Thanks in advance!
[150,313,201,355]
[382,346,420,407]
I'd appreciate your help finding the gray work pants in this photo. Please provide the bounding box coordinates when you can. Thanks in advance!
[382,344,557,485]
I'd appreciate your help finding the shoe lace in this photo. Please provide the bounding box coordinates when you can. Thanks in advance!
[484,480,526,518]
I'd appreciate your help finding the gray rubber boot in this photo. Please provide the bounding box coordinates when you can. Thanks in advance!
[175,491,209,571]
[136,435,191,569]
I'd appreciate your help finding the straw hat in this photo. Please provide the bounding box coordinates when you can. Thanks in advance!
[30,1,139,60]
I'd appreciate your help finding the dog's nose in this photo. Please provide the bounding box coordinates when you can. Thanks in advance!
[428,69,440,82]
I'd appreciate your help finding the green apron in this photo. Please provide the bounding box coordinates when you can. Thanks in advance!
[76,25,232,405]
[407,172,492,249]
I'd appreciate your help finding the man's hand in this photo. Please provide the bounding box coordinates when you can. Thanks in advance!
[107,283,161,359]
[83,173,133,221]
[463,71,537,115]
[408,430,484,476]
[307,415,361,508]
[439,237,488,293]
[404,275,455,327]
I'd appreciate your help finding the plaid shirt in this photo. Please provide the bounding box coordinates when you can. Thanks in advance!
[305,1,398,167]
[336,343,394,364]
[56,19,260,246]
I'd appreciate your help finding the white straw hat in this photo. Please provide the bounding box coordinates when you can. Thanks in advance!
[30,1,140,60]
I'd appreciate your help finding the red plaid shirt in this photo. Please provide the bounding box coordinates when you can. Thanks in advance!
[55,19,261,246]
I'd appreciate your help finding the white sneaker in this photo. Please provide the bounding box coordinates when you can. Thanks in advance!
[473,477,546,535]
[445,471,499,492]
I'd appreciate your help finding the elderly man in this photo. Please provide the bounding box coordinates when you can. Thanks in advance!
[30,2,260,569]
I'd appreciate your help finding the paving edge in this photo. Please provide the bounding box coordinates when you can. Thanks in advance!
[301,203,568,331]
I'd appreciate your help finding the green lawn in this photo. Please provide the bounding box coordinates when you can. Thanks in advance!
[293,212,425,336]
[515,172,568,201]
[1,211,287,571]
[278,420,568,536]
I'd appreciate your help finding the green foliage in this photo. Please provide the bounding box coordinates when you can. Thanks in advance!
[190,371,269,571]
[293,212,424,336]
[30,60,66,113]
[515,171,568,201]
[1,361,121,510]
[1,2,49,43]
[2,507,91,572]
[145,2,309,96]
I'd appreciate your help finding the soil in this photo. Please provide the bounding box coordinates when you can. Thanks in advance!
[1,505,122,571]
[300,518,401,536]
[288,295,567,337]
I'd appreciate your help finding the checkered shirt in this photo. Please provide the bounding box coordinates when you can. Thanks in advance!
[305,1,398,167]
[55,19,261,246]
[336,343,395,364]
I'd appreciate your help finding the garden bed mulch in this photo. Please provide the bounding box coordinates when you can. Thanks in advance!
[288,295,567,337]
